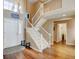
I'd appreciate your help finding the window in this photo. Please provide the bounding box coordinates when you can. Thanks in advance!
[4,1,19,12]
[4,1,13,10]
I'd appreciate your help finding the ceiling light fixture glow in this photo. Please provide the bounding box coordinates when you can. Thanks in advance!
[62,14,66,16]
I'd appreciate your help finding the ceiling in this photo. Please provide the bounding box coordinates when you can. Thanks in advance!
[29,0,38,4]
[4,0,75,21]
[4,0,15,3]
[43,8,75,20]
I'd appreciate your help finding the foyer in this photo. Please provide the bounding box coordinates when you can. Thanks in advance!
[3,0,75,59]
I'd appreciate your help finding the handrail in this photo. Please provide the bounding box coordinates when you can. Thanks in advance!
[27,19,38,32]
[33,15,41,26]
[32,6,41,22]
[32,3,44,26]
[40,26,51,36]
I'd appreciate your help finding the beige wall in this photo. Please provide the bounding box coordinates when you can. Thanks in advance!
[67,17,75,45]
[62,0,75,9]
[44,0,62,12]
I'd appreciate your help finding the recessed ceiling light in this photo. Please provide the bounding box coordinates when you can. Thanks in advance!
[62,14,66,16]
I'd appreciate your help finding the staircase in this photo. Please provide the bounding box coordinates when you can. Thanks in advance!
[18,2,51,52]
[27,27,49,52]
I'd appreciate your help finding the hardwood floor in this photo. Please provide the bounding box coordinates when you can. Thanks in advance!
[4,43,75,59]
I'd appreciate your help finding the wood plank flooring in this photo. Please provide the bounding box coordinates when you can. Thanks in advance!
[3,43,75,59]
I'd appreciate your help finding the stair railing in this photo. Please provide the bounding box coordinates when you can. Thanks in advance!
[18,0,51,42]
[31,3,51,38]
[38,26,52,45]
[40,26,51,36]
[32,7,41,24]
[32,4,44,26]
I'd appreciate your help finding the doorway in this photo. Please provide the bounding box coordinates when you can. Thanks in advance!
[53,22,67,44]
[57,23,67,44]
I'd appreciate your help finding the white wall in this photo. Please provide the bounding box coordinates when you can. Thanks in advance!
[62,0,75,10]
[4,18,24,49]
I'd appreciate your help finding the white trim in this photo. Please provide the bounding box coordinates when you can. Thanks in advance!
[66,42,75,45]
[32,7,41,21]
[54,18,73,21]
[44,8,75,20]
[33,15,41,25]
[3,43,21,49]
[30,46,42,52]
[40,26,51,36]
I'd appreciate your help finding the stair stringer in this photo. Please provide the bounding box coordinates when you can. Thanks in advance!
[26,31,42,52]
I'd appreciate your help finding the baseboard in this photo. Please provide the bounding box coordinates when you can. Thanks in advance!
[66,42,75,45]
[55,40,61,43]
[30,45,50,53]
[3,43,21,49]
[30,46,42,52]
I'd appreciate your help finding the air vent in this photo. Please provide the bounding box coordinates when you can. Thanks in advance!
[11,12,19,19]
